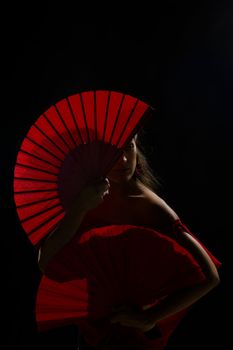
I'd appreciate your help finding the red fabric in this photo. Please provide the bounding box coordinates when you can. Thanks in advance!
[170,219,222,269]
[13,90,152,245]
[36,221,221,350]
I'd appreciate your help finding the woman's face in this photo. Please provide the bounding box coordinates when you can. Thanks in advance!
[107,138,137,183]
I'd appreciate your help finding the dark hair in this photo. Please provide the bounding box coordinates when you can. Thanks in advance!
[132,130,163,194]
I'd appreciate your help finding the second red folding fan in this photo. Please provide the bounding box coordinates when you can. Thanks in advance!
[35,222,206,349]
[13,90,154,245]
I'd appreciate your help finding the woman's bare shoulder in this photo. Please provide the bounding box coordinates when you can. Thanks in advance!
[140,185,180,226]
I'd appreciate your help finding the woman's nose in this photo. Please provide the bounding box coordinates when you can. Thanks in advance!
[122,154,128,162]
[117,153,128,164]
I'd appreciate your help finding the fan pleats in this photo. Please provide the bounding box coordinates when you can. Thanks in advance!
[27,210,65,243]
[35,223,207,340]
[14,90,153,244]
[14,191,58,206]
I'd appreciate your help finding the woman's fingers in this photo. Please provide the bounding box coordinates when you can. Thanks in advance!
[95,178,110,198]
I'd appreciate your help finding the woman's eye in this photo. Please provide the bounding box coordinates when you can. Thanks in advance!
[125,143,134,150]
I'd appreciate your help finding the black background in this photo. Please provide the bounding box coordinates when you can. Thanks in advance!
[1,1,231,349]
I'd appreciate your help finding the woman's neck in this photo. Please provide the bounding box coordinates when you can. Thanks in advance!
[107,179,145,201]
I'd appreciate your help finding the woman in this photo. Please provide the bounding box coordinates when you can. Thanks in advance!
[38,132,221,349]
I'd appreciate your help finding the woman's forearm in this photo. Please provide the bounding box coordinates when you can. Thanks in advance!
[38,201,88,272]
[38,178,110,273]
[145,278,219,324]
[144,227,221,324]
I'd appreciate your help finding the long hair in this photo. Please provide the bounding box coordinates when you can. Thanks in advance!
[132,130,164,194]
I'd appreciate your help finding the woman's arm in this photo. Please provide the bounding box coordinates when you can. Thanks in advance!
[38,200,88,273]
[38,178,110,273]
[142,194,221,323]
[110,229,220,331]
[144,230,220,324]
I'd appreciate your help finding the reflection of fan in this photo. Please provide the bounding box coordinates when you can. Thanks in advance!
[13,90,154,245]
[36,220,213,350]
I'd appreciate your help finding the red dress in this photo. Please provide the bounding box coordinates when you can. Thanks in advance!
[36,219,221,350]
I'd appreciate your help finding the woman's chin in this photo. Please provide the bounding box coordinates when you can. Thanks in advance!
[108,173,132,184]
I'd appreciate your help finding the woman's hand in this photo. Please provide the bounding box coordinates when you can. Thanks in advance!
[73,178,110,212]
[110,305,157,332]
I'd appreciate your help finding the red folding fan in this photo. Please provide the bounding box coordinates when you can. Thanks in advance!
[35,220,221,350]
[14,90,153,245]
[36,222,204,349]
